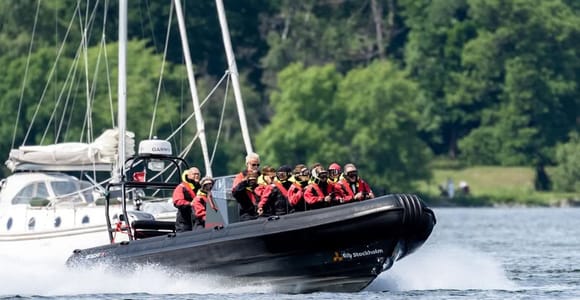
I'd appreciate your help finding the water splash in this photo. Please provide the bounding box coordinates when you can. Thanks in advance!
[0,244,272,296]
[366,244,517,291]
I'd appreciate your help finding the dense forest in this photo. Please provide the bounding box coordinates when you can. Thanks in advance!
[0,0,578,193]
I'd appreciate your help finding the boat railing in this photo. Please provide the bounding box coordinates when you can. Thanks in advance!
[104,153,188,242]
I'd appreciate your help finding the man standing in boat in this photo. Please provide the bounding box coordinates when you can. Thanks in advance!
[232,169,260,220]
[231,152,261,221]
[339,163,375,201]
[173,167,203,232]
[232,152,261,189]
[192,176,218,230]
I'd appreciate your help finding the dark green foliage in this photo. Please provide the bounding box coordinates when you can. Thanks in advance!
[0,0,578,194]
[552,132,580,192]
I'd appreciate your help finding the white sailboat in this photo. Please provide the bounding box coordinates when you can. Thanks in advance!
[0,0,251,250]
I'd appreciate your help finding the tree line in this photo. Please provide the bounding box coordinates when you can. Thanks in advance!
[0,0,577,193]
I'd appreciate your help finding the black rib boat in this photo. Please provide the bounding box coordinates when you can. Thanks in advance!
[66,151,436,293]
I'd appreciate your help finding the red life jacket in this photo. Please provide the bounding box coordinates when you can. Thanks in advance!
[274,181,289,198]
[173,182,197,207]
[340,178,372,200]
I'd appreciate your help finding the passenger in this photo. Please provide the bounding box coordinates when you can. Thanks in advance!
[256,165,276,186]
[309,162,322,182]
[257,165,293,216]
[255,165,275,209]
[232,152,261,190]
[273,165,294,214]
[232,169,259,221]
[192,176,218,230]
[255,166,276,216]
[304,166,344,209]
[328,163,342,183]
[172,167,202,232]
[288,164,309,212]
[339,163,375,201]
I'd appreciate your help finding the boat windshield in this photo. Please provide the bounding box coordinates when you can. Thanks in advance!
[12,181,50,205]
[51,181,84,204]
[79,181,96,203]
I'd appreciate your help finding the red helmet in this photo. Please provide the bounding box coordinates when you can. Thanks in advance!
[328,163,341,172]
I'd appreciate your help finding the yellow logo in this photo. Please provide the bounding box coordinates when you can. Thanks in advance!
[333,251,344,262]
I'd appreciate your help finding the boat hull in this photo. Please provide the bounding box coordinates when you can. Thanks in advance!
[67,194,435,293]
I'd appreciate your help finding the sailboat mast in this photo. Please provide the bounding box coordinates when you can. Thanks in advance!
[117,0,127,181]
[173,0,213,177]
[215,0,254,155]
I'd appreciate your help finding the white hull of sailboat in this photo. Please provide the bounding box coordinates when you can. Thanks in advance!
[0,224,109,242]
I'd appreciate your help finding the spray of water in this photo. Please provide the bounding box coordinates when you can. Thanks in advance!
[0,242,272,296]
[366,244,517,291]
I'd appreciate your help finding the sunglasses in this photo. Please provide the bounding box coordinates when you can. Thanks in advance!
[299,169,310,176]
[347,171,358,177]
[250,163,260,167]
[328,169,340,176]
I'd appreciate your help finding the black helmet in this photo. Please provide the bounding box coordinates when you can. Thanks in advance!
[277,165,292,173]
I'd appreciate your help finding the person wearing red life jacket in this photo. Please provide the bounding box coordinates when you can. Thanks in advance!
[254,165,275,215]
[257,165,293,216]
[328,163,342,183]
[172,167,202,232]
[304,166,344,209]
[232,169,259,221]
[232,152,261,191]
[255,166,276,216]
[339,163,375,201]
[288,164,310,212]
[192,176,218,230]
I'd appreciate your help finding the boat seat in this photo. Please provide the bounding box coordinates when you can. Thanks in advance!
[131,220,175,239]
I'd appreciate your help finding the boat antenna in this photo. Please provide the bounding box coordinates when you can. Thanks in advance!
[215,0,254,155]
[174,0,213,177]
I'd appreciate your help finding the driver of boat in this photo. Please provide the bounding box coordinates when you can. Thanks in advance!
[172,166,202,232]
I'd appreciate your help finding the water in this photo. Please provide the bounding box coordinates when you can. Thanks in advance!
[1,208,579,299]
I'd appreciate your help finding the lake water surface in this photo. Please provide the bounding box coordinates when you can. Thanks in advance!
[1,207,578,299]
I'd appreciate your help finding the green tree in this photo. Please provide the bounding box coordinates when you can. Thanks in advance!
[257,61,431,192]
[334,60,431,191]
[0,40,188,177]
[551,132,580,192]
[256,63,342,167]
[458,0,580,172]
[261,0,408,90]
[401,0,477,158]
